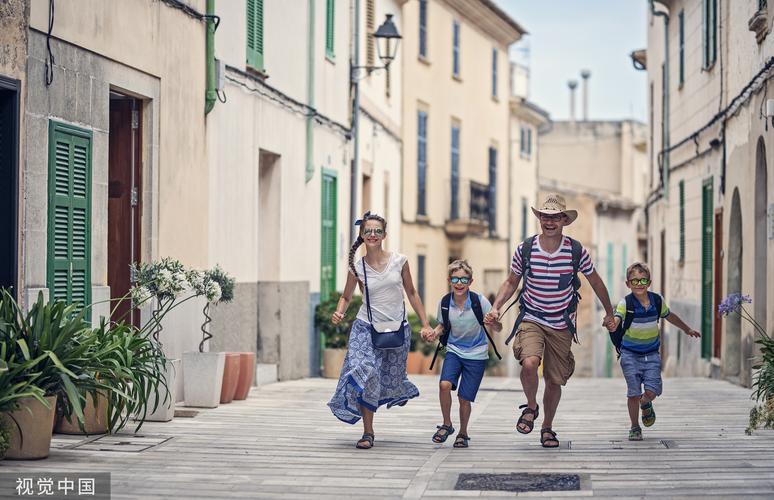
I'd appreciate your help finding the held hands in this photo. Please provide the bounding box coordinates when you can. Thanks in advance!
[420,325,436,342]
[684,328,701,338]
[602,314,617,332]
[484,309,501,325]
[331,311,345,325]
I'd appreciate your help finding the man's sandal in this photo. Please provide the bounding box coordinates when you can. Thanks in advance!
[356,433,374,449]
[517,404,540,434]
[540,428,559,448]
[629,426,643,441]
[432,424,455,443]
[641,401,656,427]
[453,434,470,448]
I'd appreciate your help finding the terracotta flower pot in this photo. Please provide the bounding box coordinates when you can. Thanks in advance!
[406,351,423,374]
[220,353,241,404]
[420,353,436,375]
[322,348,347,379]
[55,390,108,435]
[233,352,256,400]
[3,395,57,460]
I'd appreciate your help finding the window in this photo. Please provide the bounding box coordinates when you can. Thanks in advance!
[678,10,685,84]
[521,197,528,240]
[520,125,532,158]
[702,0,717,68]
[488,147,497,236]
[320,171,337,301]
[326,0,335,58]
[491,48,498,98]
[679,180,685,263]
[450,125,460,219]
[417,255,426,304]
[365,0,375,67]
[417,111,428,216]
[246,0,264,71]
[419,0,428,58]
[452,20,460,78]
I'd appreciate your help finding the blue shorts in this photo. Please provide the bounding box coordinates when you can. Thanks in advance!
[620,349,663,398]
[440,352,487,402]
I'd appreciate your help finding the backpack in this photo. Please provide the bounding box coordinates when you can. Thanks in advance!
[609,292,663,357]
[428,292,502,370]
[504,235,584,345]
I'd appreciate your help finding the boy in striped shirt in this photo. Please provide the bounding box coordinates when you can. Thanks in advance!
[610,262,701,441]
[486,194,616,448]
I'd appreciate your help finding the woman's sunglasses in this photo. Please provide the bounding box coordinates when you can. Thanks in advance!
[629,278,651,286]
[450,276,471,285]
[363,228,384,237]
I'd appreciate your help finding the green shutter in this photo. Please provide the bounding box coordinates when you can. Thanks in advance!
[325,0,335,58]
[47,121,92,314]
[320,171,337,301]
[701,177,713,359]
[247,0,264,70]
[679,180,685,263]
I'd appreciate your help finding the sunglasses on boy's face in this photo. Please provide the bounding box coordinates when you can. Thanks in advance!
[362,228,384,237]
[629,278,651,286]
[450,276,471,285]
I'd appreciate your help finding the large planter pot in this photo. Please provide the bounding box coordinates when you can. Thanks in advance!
[406,351,423,374]
[183,351,225,408]
[145,358,181,422]
[55,390,108,435]
[233,352,256,400]
[2,395,57,460]
[322,348,347,379]
[220,353,241,404]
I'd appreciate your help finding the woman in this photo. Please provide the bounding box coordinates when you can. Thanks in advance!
[328,211,434,449]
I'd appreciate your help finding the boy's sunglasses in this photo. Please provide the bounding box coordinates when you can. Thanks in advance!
[450,276,471,284]
[629,278,651,286]
[363,228,384,237]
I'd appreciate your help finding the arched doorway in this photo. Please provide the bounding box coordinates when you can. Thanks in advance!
[754,138,768,336]
[724,188,742,378]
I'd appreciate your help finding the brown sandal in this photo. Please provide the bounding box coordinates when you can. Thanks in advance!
[540,428,559,448]
[517,404,539,434]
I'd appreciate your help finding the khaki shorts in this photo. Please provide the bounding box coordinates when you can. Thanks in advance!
[512,321,575,386]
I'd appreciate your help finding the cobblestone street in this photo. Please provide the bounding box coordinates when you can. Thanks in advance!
[3,376,773,498]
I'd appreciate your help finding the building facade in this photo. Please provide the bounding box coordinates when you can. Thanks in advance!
[646,0,774,384]
[400,0,524,322]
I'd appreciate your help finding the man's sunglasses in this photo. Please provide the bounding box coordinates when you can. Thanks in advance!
[450,276,471,284]
[363,228,384,236]
[629,278,651,286]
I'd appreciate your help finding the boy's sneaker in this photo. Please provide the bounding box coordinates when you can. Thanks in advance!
[628,426,643,441]
[640,401,656,427]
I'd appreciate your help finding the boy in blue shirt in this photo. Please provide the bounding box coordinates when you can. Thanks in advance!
[422,260,502,448]
[608,262,701,441]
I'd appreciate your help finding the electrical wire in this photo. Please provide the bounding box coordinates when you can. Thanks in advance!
[157,0,207,22]
[45,0,55,86]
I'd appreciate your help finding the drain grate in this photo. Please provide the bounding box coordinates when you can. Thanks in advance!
[479,387,523,393]
[609,439,674,450]
[174,409,199,418]
[455,473,581,492]
[71,434,172,453]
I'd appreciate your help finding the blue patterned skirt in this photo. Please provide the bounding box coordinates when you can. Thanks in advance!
[328,318,420,424]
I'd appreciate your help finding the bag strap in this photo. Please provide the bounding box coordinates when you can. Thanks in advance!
[623,293,637,333]
[362,259,374,323]
[652,292,663,322]
[441,293,452,335]
[470,293,502,360]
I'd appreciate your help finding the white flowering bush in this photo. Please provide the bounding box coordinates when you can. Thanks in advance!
[196,265,236,352]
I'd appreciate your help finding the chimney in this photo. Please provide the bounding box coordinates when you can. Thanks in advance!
[568,80,578,123]
[580,69,591,121]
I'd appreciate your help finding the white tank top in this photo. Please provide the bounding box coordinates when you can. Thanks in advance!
[355,252,408,324]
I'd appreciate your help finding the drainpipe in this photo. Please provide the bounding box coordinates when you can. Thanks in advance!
[651,0,669,199]
[305,0,316,183]
[350,0,361,245]
[204,0,217,115]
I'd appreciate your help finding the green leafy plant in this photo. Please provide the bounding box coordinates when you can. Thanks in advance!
[408,313,437,355]
[314,293,363,349]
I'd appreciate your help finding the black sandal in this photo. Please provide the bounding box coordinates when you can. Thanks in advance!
[453,434,470,448]
[540,428,559,448]
[517,404,539,434]
[432,424,455,443]
[356,433,374,449]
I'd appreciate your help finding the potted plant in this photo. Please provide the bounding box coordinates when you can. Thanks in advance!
[183,266,235,408]
[0,356,48,461]
[314,293,362,379]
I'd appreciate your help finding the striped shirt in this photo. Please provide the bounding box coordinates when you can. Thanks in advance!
[614,292,670,354]
[511,235,595,330]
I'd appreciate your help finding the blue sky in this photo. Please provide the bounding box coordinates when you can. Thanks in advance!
[494,0,648,122]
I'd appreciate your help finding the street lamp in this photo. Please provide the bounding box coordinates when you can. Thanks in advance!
[350,12,402,244]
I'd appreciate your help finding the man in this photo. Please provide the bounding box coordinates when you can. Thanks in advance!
[484,194,616,448]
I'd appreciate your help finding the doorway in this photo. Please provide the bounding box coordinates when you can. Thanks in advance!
[108,94,142,326]
[754,137,768,336]
[0,77,19,297]
[713,208,723,359]
[725,188,742,378]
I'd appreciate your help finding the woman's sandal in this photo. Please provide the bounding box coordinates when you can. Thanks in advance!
[356,433,375,449]
[641,401,656,427]
[453,434,470,448]
[517,404,540,434]
[432,424,455,443]
[540,428,559,448]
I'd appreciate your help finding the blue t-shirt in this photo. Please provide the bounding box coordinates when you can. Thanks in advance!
[436,292,491,360]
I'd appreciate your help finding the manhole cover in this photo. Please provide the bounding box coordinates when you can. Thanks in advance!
[455,473,581,492]
[71,434,172,453]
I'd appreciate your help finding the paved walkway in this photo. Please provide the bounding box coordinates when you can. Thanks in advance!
[3,376,774,498]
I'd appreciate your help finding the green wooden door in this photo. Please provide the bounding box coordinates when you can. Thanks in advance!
[47,121,92,312]
[320,171,337,302]
[701,177,713,359]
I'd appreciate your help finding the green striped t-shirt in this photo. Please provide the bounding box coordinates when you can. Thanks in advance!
[614,292,670,354]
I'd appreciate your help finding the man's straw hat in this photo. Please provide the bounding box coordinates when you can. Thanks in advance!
[531,193,578,225]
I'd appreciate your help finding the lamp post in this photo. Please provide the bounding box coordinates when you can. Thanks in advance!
[350,12,402,244]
